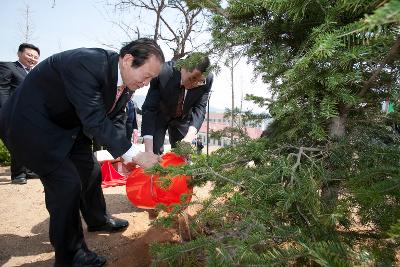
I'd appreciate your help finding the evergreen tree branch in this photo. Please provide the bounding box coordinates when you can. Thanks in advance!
[220,158,251,169]
[346,36,400,110]
[296,204,311,226]
[207,167,244,188]
[287,146,323,186]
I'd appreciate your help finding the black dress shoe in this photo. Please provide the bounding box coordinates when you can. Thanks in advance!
[11,177,27,184]
[72,249,106,267]
[87,217,129,232]
[26,171,40,179]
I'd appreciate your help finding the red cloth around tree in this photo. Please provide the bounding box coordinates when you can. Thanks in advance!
[125,152,192,210]
[101,160,127,188]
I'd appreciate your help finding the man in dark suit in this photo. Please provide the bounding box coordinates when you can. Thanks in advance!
[0,38,164,267]
[141,53,213,154]
[196,137,204,154]
[125,98,141,142]
[0,43,40,184]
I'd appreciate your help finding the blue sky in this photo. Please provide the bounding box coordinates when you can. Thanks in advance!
[0,0,270,111]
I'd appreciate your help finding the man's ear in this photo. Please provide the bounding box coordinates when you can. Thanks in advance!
[122,54,134,67]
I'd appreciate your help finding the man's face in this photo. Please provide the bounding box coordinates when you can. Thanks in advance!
[120,54,163,91]
[17,48,39,69]
[180,68,206,90]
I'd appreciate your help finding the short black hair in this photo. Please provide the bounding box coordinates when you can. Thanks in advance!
[18,43,40,55]
[178,52,210,73]
[119,38,165,68]
[194,56,210,73]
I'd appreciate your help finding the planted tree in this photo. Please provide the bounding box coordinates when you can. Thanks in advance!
[150,0,400,266]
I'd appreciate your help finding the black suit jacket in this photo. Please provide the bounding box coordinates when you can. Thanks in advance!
[0,61,27,108]
[0,48,132,175]
[141,61,213,136]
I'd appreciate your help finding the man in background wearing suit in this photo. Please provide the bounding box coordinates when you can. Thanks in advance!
[142,53,213,154]
[0,38,164,267]
[125,98,141,143]
[0,43,40,184]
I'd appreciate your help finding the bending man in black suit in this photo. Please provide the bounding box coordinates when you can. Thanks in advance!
[0,38,164,267]
[142,53,213,154]
[0,43,40,184]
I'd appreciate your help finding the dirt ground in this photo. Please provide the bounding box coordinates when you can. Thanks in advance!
[0,166,211,267]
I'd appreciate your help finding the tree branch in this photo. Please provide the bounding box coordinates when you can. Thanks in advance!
[287,146,322,186]
[208,167,244,188]
[346,36,400,110]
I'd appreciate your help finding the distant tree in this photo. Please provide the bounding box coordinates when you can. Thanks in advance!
[19,4,35,43]
[106,0,210,60]
[226,51,241,143]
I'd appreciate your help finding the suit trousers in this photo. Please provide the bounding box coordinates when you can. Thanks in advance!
[168,125,185,148]
[152,117,186,155]
[10,155,27,180]
[40,133,108,265]
[125,123,134,143]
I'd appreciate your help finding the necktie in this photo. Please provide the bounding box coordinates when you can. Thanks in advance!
[25,67,30,73]
[175,87,185,117]
[108,85,125,114]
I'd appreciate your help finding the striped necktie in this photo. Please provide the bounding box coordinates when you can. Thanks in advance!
[175,86,185,117]
[108,85,126,114]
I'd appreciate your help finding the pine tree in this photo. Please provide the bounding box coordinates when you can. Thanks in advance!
[151,0,400,265]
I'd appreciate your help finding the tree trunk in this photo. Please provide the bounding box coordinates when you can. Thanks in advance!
[329,115,346,139]
[230,57,234,145]
[322,110,347,213]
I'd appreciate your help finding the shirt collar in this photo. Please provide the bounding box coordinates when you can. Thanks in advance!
[117,64,123,87]
[17,61,29,72]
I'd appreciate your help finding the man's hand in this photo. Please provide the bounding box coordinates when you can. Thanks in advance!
[182,126,197,143]
[131,151,160,169]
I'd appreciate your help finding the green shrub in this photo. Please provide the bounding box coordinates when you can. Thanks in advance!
[0,140,11,165]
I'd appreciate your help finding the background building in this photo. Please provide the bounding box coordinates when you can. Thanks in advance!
[197,112,264,151]
[134,107,265,152]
